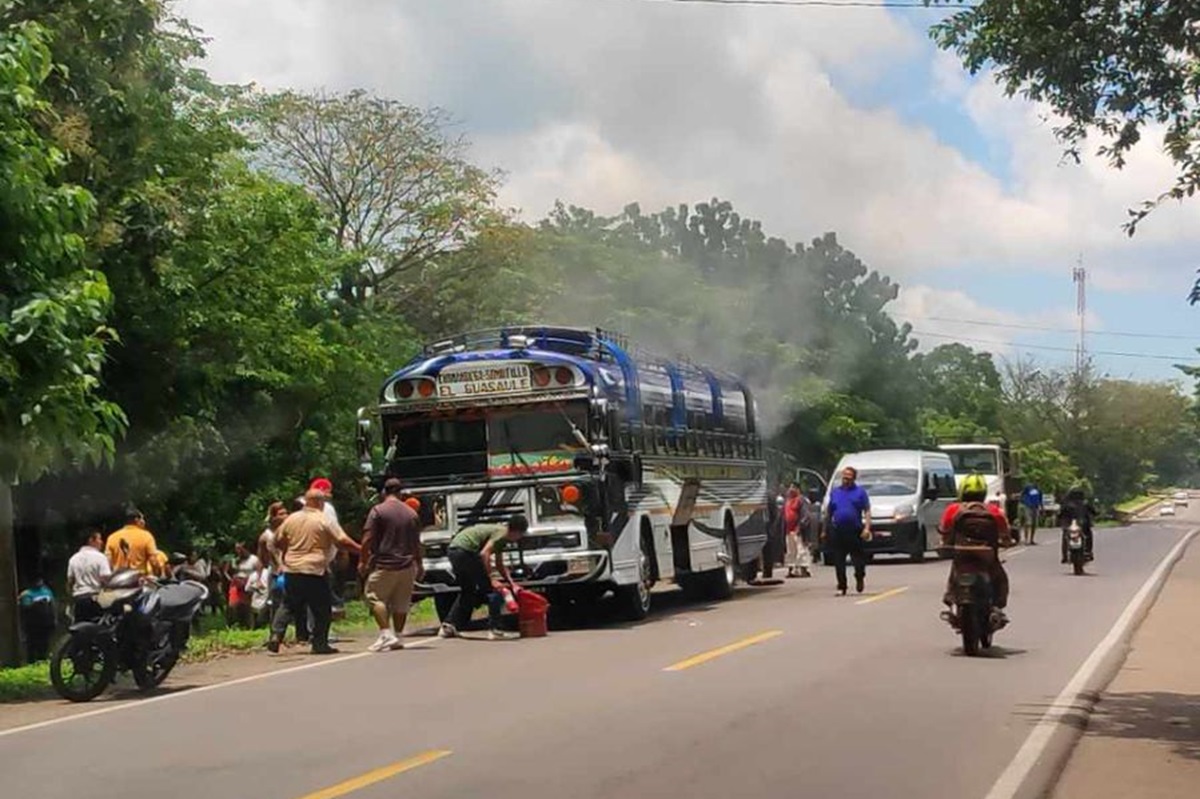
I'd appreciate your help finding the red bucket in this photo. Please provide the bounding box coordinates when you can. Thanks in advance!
[515,589,550,638]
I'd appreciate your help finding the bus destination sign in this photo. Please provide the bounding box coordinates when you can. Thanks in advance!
[438,363,532,398]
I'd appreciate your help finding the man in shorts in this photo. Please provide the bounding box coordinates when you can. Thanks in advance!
[360,478,424,651]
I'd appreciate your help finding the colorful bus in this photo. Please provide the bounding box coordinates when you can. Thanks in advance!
[355,326,769,621]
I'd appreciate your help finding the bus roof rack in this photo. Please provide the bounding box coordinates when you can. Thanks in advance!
[417,324,746,386]
[932,436,1011,447]
[421,326,623,359]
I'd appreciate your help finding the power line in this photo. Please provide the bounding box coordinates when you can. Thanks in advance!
[909,329,1200,363]
[895,315,1197,342]
[630,0,976,8]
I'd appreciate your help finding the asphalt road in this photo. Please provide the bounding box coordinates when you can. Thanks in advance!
[1,509,1194,799]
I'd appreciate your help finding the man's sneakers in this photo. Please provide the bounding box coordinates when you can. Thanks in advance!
[311,645,340,655]
[437,623,460,639]
[488,629,518,641]
[368,631,402,652]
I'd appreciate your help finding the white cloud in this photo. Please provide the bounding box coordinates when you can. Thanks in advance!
[178,0,1200,299]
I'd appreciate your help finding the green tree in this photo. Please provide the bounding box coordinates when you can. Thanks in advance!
[0,21,125,665]
[928,1,1200,234]
[913,343,1004,442]
[1014,441,1080,500]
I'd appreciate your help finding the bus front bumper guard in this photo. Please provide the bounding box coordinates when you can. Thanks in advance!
[415,551,611,597]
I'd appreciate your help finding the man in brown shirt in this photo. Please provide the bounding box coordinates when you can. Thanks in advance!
[359,478,424,652]
[267,489,361,654]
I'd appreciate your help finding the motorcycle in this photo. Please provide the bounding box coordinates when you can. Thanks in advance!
[1065,520,1086,575]
[939,535,1005,657]
[50,569,208,702]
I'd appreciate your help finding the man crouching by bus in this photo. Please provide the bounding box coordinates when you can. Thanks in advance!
[938,473,1014,628]
[439,515,529,641]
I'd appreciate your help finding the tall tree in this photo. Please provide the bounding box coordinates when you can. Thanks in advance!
[246,89,501,305]
[914,343,1004,439]
[0,21,125,665]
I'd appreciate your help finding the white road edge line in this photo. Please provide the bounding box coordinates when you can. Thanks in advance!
[983,526,1199,799]
[0,638,439,740]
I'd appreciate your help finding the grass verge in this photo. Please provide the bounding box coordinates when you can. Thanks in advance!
[0,598,435,703]
[1115,494,1155,514]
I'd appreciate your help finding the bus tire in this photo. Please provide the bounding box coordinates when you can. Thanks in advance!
[705,525,736,600]
[616,527,654,621]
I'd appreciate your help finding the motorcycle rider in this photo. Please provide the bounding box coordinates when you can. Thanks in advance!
[938,473,1014,626]
[1058,485,1096,564]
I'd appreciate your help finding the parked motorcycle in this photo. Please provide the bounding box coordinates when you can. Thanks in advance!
[49,570,208,702]
[1065,520,1086,575]
[940,536,1004,657]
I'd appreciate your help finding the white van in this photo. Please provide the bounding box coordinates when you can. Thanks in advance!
[824,449,957,562]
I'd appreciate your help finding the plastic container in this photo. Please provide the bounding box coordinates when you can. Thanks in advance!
[515,589,550,638]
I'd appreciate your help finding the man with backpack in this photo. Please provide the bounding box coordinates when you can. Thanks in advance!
[938,473,1014,624]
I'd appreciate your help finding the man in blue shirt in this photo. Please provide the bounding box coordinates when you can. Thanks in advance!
[1019,483,1044,545]
[18,576,56,662]
[822,466,873,595]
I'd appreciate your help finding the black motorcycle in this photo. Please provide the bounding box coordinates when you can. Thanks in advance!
[50,570,208,702]
[940,533,1006,657]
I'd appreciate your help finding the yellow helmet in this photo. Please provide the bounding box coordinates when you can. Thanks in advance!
[959,473,989,501]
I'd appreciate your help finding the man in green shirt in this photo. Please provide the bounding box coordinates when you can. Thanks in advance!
[439,515,529,640]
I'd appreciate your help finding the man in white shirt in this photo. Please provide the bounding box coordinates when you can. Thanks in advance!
[66,529,111,621]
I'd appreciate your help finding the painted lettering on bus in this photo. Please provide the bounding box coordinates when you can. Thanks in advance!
[438,364,532,397]
[438,378,531,397]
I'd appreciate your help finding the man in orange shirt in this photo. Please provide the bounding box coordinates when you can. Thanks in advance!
[105,508,167,576]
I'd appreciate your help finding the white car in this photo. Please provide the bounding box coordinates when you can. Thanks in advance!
[1173,491,1189,507]
[1160,504,1177,516]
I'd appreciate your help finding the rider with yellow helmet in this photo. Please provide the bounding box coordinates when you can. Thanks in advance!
[937,472,1014,623]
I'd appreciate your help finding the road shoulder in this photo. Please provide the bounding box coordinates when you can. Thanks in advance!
[1052,532,1200,799]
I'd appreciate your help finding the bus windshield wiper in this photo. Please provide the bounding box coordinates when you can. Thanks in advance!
[558,407,591,449]
[502,420,535,476]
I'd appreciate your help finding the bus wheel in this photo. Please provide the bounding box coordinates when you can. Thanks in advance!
[705,529,736,600]
[616,529,653,621]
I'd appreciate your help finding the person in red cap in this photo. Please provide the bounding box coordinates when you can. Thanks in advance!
[269,488,361,654]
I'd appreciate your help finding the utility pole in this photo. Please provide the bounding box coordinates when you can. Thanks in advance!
[1073,257,1087,374]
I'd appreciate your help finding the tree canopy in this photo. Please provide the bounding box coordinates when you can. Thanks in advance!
[928,0,1200,234]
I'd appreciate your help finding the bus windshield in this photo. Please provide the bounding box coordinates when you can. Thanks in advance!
[856,469,919,497]
[946,448,1000,475]
[385,403,588,481]
[386,416,488,481]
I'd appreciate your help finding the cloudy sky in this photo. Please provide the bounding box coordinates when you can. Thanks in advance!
[179,0,1200,381]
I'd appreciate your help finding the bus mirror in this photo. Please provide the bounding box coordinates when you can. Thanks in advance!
[611,454,643,487]
[355,408,373,474]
